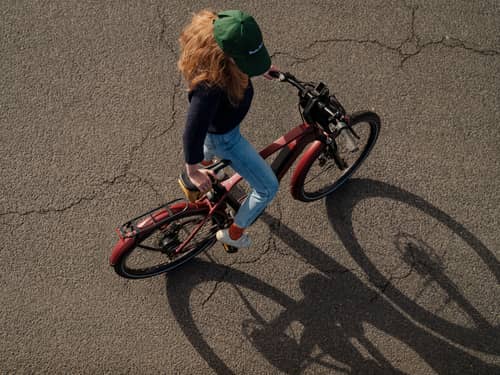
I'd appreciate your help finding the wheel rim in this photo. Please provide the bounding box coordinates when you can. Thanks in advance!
[302,119,376,200]
[121,210,221,277]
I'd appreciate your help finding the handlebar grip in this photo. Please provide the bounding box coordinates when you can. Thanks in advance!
[268,70,281,79]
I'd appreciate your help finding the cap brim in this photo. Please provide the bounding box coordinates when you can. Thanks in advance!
[233,44,271,77]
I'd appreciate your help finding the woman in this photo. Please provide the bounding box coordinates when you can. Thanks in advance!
[178,9,279,248]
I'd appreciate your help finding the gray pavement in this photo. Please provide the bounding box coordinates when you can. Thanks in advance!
[1,1,499,374]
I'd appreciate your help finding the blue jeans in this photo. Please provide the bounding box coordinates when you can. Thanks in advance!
[203,125,279,228]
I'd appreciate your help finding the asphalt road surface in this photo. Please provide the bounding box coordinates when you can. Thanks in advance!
[1,1,499,374]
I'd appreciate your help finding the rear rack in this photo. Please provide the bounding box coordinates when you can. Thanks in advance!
[117,198,190,239]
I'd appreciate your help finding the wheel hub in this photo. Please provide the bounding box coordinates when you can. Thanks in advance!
[159,226,181,255]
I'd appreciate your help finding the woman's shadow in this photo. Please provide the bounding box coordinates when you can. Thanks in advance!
[166,178,499,374]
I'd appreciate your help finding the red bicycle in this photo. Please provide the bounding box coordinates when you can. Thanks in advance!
[109,71,381,279]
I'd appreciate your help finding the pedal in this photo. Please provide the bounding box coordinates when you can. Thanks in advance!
[222,243,238,253]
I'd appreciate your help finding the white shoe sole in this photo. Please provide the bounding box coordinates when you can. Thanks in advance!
[216,229,251,248]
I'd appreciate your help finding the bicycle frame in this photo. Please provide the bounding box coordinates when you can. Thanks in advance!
[221,121,326,198]
[109,121,328,265]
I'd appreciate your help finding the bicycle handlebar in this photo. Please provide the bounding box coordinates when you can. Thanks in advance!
[268,70,309,92]
[269,70,346,130]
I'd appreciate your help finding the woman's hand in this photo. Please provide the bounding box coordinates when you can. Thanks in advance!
[263,64,280,80]
[186,164,213,192]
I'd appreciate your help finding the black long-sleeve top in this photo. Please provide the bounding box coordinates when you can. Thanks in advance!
[182,80,254,164]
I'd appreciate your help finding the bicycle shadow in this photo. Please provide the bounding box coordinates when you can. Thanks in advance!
[324,178,500,355]
[166,178,499,374]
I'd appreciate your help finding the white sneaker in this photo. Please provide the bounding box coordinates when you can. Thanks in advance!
[216,229,252,248]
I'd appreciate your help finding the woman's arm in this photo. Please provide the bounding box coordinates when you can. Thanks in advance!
[182,85,221,191]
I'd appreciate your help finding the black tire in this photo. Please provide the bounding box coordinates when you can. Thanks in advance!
[295,111,380,202]
[114,208,224,279]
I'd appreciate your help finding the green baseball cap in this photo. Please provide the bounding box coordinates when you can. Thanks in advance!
[213,10,271,77]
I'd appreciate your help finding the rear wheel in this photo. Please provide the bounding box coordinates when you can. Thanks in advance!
[114,208,224,279]
[293,111,380,202]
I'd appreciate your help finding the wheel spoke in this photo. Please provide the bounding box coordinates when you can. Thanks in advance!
[303,161,338,185]
[137,244,163,252]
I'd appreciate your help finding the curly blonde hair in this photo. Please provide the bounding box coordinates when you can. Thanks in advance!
[177,10,249,106]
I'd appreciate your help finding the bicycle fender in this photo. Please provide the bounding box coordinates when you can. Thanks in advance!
[109,201,199,266]
[290,140,324,200]
[109,237,136,266]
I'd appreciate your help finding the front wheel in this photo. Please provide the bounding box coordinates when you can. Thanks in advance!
[292,111,380,202]
[113,207,224,279]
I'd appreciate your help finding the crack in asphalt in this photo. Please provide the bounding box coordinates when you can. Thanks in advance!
[0,175,125,224]
[0,7,183,219]
[154,74,182,139]
[155,3,183,137]
[0,120,168,219]
[127,172,163,201]
[399,36,499,67]
[0,173,131,219]
[157,4,176,55]
[0,171,164,218]
[201,267,231,307]
[275,5,498,70]
[271,51,324,67]
[0,195,100,218]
